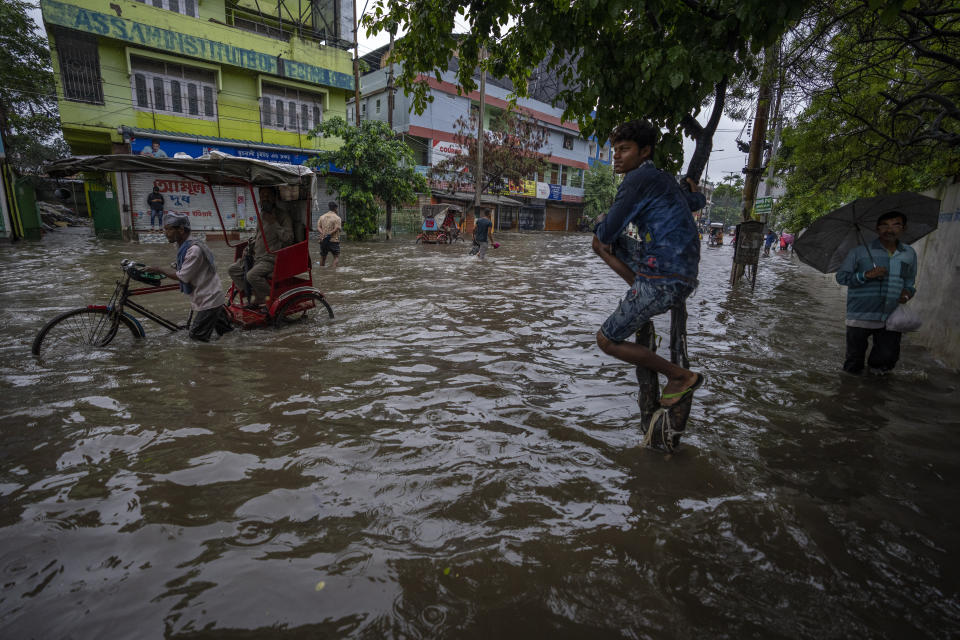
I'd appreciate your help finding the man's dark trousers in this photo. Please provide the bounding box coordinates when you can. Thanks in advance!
[843,326,902,373]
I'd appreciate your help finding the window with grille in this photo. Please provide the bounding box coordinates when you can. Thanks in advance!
[563,135,574,150]
[55,29,104,104]
[133,0,197,18]
[130,56,217,120]
[261,83,324,133]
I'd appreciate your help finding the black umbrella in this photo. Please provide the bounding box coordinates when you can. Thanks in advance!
[793,192,941,273]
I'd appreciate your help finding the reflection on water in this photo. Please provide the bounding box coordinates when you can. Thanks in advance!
[1,229,958,638]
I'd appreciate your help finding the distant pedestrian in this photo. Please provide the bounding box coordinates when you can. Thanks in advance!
[470,209,494,260]
[835,211,917,374]
[146,186,164,231]
[763,229,777,256]
[317,201,342,267]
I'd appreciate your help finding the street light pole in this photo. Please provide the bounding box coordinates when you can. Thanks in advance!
[703,149,723,224]
[352,0,361,125]
[474,48,486,226]
[704,149,724,185]
[385,28,395,240]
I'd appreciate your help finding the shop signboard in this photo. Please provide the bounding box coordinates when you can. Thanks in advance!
[755,196,774,214]
[130,173,245,231]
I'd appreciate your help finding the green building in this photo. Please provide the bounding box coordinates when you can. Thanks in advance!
[40,0,354,237]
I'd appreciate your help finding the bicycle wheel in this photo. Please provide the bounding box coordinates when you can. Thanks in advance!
[32,307,143,357]
[273,293,334,327]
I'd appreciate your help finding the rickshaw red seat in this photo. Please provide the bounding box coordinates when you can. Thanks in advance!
[272,241,310,281]
[269,241,312,298]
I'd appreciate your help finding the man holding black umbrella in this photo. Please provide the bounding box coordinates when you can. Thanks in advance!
[835,211,917,374]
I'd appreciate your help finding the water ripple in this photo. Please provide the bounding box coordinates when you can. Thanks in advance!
[0,233,957,638]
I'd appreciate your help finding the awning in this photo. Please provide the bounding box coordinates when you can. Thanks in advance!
[436,192,524,207]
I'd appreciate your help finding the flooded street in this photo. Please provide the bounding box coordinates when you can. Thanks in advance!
[1,229,958,639]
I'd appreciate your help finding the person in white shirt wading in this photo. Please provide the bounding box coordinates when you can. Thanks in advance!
[317,201,342,268]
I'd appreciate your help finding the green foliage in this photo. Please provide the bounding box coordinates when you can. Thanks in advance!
[308,117,429,240]
[428,108,547,201]
[364,0,809,174]
[0,0,67,173]
[583,162,618,224]
[774,0,958,230]
[709,175,744,227]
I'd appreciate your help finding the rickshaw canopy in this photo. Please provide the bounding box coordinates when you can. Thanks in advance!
[46,153,313,187]
[421,203,462,220]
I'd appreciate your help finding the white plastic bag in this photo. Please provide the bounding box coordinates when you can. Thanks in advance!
[885,304,922,332]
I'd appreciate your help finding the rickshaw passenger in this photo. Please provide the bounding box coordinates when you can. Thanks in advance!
[228,187,295,308]
[441,210,457,231]
[146,212,233,341]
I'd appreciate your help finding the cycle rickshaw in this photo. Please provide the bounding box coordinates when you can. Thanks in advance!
[33,154,333,357]
[415,204,462,244]
[706,222,725,247]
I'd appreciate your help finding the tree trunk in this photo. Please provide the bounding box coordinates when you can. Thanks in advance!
[683,77,728,183]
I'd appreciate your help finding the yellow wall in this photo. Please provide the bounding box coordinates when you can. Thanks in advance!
[44,0,352,154]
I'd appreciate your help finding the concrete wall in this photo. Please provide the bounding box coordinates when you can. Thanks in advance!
[44,0,353,153]
[912,179,960,369]
[355,65,590,194]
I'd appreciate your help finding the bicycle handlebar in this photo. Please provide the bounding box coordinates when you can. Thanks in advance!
[121,259,166,287]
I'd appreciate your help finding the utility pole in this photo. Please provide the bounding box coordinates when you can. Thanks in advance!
[352,0,361,126]
[473,48,486,226]
[731,43,776,286]
[385,29,395,239]
[741,51,774,222]
[763,67,784,198]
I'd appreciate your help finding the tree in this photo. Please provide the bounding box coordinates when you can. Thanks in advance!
[709,175,744,227]
[772,0,959,230]
[582,162,618,226]
[307,117,429,241]
[364,0,812,181]
[428,109,548,203]
[0,0,68,174]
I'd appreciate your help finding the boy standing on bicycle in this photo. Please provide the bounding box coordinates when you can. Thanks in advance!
[592,120,705,406]
[147,212,233,342]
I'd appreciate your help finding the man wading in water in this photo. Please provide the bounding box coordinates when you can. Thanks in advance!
[146,212,233,342]
[592,120,705,406]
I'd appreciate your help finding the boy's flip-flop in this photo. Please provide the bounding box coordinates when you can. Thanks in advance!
[659,373,705,407]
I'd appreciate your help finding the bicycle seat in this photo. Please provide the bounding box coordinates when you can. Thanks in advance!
[121,259,165,286]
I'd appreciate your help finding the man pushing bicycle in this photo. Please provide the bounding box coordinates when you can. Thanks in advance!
[145,212,233,342]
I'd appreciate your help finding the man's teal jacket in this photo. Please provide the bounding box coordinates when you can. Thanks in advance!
[836,238,917,323]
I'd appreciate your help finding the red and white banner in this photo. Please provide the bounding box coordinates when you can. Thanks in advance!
[431,140,467,165]
[130,173,257,231]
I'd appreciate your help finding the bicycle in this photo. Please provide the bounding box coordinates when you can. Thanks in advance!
[32,259,187,358]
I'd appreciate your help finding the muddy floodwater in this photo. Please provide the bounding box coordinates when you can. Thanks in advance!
[1,229,958,639]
